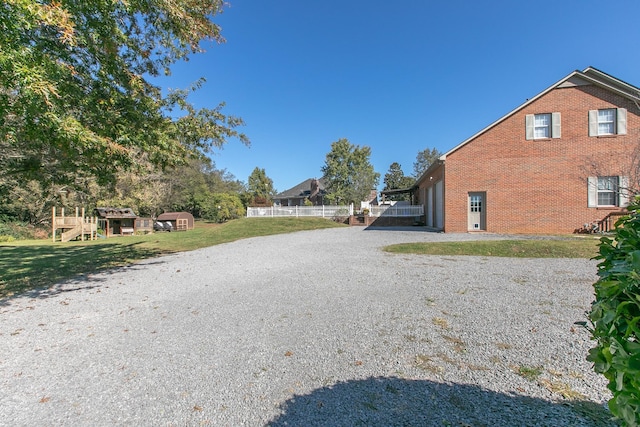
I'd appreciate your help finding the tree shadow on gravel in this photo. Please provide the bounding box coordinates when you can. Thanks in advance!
[266,376,617,427]
[0,242,168,304]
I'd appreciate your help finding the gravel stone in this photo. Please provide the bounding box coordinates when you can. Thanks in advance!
[0,227,616,426]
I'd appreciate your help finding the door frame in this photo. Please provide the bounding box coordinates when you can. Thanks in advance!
[467,192,486,231]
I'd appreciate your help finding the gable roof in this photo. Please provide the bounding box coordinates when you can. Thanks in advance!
[94,207,137,219]
[275,178,326,199]
[442,66,640,160]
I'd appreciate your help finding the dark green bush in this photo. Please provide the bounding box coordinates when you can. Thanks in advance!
[588,198,640,426]
[0,220,45,240]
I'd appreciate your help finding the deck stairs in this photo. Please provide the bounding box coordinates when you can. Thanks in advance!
[61,225,82,242]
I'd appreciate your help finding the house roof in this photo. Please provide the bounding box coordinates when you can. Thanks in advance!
[94,207,137,219]
[441,66,640,161]
[275,178,326,199]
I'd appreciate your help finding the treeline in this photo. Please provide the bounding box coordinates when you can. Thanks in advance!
[0,157,251,230]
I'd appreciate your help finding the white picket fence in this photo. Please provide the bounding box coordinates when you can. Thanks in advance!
[246,205,423,218]
[247,205,351,218]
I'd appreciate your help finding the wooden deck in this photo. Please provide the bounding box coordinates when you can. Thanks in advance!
[52,207,98,242]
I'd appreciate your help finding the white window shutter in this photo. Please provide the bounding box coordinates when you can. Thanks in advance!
[619,175,630,207]
[617,108,627,135]
[552,112,561,138]
[588,176,597,207]
[525,114,534,140]
[588,110,598,136]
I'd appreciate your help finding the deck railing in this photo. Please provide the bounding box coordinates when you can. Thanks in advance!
[369,205,424,217]
[597,211,628,233]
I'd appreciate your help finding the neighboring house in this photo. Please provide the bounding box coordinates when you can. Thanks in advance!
[416,67,639,234]
[274,178,326,206]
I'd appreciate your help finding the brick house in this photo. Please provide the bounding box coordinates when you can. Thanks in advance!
[416,67,639,234]
[274,178,326,206]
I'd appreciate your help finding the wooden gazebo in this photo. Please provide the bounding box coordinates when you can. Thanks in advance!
[94,207,138,237]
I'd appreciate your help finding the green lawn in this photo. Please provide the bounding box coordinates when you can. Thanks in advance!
[0,217,344,298]
[384,238,602,259]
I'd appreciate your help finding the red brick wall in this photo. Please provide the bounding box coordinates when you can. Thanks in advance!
[442,84,639,234]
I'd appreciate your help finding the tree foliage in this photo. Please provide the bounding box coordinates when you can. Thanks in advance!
[413,147,442,178]
[321,138,379,205]
[203,193,245,223]
[588,197,640,426]
[0,0,248,192]
[1,155,245,227]
[247,167,275,205]
[383,162,414,202]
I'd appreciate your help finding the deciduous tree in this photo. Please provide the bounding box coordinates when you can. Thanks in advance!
[321,138,379,205]
[0,0,248,192]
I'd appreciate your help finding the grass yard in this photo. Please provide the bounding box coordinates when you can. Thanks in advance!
[384,237,602,259]
[0,217,344,298]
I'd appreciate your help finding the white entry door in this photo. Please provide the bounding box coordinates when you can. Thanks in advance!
[468,192,486,231]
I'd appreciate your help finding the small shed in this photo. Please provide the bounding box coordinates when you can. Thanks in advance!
[157,212,194,231]
[94,207,138,237]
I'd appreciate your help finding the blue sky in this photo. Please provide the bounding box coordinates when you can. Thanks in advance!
[160,0,640,193]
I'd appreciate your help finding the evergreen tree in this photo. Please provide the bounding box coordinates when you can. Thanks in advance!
[247,167,275,205]
[383,162,415,201]
[413,148,442,178]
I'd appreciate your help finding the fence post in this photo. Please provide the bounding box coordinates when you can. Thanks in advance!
[52,206,56,242]
[271,206,274,217]
[322,205,325,218]
[295,205,298,218]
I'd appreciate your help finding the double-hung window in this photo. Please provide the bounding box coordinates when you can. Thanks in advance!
[588,176,630,207]
[597,109,615,135]
[534,114,551,138]
[525,113,561,140]
[597,176,618,206]
[589,108,627,136]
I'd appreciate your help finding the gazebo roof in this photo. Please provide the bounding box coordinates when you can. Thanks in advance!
[94,207,137,219]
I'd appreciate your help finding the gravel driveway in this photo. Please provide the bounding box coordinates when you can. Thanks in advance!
[0,227,615,426]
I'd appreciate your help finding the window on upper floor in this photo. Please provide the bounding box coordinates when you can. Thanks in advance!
[597,109,615,135]
[525,112,561,140]
[534,114,551,138]
[589,108,627,136]
[588,176,630,208]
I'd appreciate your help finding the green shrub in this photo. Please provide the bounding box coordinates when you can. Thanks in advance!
[0,220,42,240]
[203,193,245,223]
[588,197,640,426]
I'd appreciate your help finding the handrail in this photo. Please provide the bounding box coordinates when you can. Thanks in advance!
[597,211,628,233]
